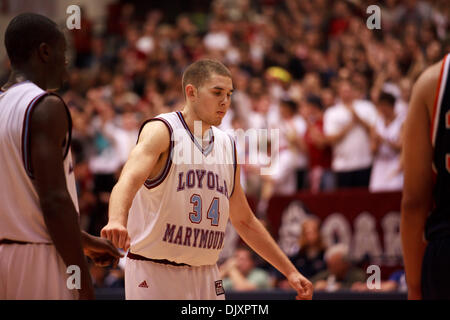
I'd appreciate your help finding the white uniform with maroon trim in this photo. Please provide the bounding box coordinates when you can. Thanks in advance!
[0,81,78,299]
[125,111,236,299]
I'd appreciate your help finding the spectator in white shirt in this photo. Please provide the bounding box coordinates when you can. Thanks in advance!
[256,98,307,218]
[203,19,230,52]
[324,80,378,188]
[275,98,308,191]
[369,92,404,192]
[114,112,139,166]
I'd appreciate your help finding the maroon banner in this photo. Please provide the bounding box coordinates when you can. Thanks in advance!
[265,188,403,276]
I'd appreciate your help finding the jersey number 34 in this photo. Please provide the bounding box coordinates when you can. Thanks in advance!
[189,195,220,226]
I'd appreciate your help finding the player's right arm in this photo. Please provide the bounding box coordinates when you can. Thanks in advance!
[101,120,170,250]
[401,61,440,300]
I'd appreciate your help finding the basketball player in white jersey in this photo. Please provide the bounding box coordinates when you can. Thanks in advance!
[0,13,121,300]
[101,59,313,300]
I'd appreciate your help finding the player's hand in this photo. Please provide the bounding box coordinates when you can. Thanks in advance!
[83,233,123,267]
[100,221,130,251]
[287,272,313,300]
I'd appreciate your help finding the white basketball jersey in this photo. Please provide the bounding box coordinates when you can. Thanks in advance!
[127,111,237,266]
[0,81,79,243]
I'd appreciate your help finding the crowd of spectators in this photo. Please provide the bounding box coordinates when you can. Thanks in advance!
[61,0,447,232]
[221,216,406,293]
[1,0,447,291]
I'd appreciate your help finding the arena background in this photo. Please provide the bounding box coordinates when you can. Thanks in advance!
[0,0,448,300]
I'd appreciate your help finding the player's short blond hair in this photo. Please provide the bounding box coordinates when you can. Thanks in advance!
[182,59,232,98]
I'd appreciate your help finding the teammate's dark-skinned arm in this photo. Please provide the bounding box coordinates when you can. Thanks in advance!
[401,64,438,300]
[81,231,122,267]
[30,96,94,300]
[229,164,313,300]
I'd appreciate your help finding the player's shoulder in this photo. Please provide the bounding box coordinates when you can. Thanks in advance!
[38,93,65,107]
[415,55,448,93]
[2,81,44,101]
[412,55,449,111]
[140,111,177,133]
[31,93,68,122]
[140,118,171,138]
[26,93,71,142]
[137,112,175,149]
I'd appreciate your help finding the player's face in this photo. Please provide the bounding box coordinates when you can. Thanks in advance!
[194,74,233,126]
[47,36,68,90]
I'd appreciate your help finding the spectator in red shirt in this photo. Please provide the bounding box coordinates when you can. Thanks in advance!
[328,0,352,37]
[303,94,335,193]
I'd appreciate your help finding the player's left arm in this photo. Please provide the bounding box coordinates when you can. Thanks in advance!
[229,164,313,300]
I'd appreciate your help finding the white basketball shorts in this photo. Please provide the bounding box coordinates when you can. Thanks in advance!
[0,243,77,299]
[125,255,226,300]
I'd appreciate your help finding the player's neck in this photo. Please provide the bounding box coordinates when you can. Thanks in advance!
[181,108,212,138]
[2,68,46,91]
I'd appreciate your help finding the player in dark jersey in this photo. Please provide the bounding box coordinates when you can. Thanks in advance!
[401,54,450,300]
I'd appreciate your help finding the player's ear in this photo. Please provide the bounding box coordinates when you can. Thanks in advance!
[37,42,51,63]
[185,84,197,100]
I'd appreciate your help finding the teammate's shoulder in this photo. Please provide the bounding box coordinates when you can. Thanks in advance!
[32,94,67,119]
[416,55,448,89]
[27,94,70,138]
[39,93,65,106]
